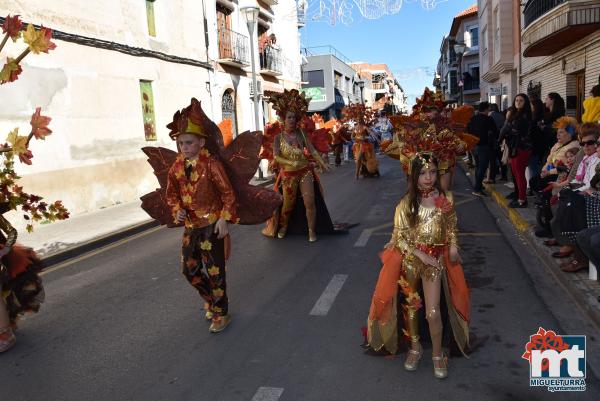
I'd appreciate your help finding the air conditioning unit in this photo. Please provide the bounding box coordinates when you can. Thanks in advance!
[249,81,263,96]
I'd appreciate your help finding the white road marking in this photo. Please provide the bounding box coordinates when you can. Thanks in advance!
[353,222,393,247]
[251,387,284,401]
[353,229,373,247]
[310,274,348,316]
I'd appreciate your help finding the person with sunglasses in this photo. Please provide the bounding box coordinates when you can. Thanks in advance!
[550,127,599,272]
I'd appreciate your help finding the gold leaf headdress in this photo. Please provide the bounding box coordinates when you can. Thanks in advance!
[268,89,310,119]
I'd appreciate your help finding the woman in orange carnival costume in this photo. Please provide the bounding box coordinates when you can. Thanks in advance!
[366,136,470,379]
[261,89,338,242]
[344,103,380,179]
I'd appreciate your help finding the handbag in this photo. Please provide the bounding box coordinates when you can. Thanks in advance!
[555,188,587,241]
[500,139,509,165]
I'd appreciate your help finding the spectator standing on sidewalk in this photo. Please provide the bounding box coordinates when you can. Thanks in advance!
[539,93,566,159]
[582,85,600,123]
[506,94,533,208]
[528,97,548,189]
[487,103,505,183]
[468,101,498,197]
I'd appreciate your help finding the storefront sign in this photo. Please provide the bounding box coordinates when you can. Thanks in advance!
[299,87,326,102]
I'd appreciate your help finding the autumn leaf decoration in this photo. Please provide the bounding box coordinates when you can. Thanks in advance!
[1,15,56,84]
[0,107,68,231]
[0,15,67,232]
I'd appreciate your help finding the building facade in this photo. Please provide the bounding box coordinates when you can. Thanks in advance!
[435,5,481,106]
[0,0,302,226]
[300,47,362,119]
[519,0,600,121]
[351,63,408,115]
[212,0,302,130]
[478,0,520,110]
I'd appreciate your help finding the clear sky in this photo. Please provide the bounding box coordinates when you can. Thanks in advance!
[300,0,477,106]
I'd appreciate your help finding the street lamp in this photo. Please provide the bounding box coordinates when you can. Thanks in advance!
[358,80,365,104]
[453,42,466,105]
[240,0,264,179]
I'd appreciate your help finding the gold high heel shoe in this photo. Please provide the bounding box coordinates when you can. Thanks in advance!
[308,229,317,242]
[403,342,422,371]
[432,352,448,379]
[277,226,287,239]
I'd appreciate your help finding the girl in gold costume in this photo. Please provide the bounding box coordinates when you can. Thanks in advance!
[366,152,470,379]
[261,89,336,242]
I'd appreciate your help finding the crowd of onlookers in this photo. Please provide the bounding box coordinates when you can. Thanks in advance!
[467,84,600,275]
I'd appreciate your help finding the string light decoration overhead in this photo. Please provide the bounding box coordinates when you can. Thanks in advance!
[295,0,448,26]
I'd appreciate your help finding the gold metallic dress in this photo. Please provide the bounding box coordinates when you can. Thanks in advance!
[367,192,470,356]
[391,193,458,281]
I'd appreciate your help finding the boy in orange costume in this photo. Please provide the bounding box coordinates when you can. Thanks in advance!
[166,99,237,333]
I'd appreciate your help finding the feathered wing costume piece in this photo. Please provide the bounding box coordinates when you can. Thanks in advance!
[301,116,331,154]
[140,98,282,227]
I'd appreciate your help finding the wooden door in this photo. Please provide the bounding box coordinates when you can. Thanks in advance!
[217,8,232,59]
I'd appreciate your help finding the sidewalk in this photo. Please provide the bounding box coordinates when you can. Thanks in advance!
[20,176,274,263]
[460,161,600,328]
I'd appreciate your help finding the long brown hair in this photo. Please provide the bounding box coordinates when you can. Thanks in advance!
[406,153,444,227]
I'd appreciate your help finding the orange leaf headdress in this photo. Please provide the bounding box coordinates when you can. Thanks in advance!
[412,87,446,115]
[341,103,374,125]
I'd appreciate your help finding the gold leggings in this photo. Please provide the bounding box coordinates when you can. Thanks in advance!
[279,171,316,231]
[404,259,443,344]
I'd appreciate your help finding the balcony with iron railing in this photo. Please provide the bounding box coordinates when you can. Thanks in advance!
[522,0,600,57]
[524,0,566,28]
[259,46,282,76]
[463,80,480,92]
[217,27,249,67]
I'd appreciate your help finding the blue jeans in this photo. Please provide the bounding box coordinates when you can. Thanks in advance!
[474,145,491,192]
[528,154,542,182]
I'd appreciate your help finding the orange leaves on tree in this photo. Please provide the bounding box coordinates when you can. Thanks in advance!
[2,15,23,41]
[30,107,52,140]
[23,24,56,54]
[0,58,22,84]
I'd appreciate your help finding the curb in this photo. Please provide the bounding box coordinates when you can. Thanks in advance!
[458,161,600,331]
[41,178,276,269]
[485,183,531,233]
[41,219,159,268]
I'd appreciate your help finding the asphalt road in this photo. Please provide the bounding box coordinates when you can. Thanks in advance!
[1,157,597,401]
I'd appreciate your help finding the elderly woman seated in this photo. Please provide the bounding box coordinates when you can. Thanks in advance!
[546,123,600,273]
